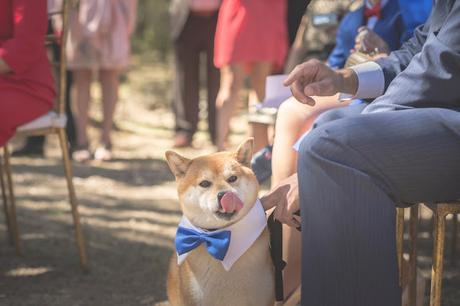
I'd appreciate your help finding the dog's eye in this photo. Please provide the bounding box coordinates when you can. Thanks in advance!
[227,175,238,183]
[199,180,212,188]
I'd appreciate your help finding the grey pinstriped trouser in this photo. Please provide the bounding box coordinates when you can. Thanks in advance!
[297,104,460,306]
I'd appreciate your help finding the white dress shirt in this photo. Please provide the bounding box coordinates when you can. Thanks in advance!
[339,0,388,100]
[365,0,388,29]
[344,61,385,100]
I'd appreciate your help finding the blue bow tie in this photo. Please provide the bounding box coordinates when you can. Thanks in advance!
[175,226,231,261]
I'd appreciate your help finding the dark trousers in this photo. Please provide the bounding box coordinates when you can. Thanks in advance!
[25,71,76,149]
[173,12,220,142]
[287,0,309,46]
[297,104,460,306]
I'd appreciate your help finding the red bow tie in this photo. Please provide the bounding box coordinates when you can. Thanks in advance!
[364,3,381,21]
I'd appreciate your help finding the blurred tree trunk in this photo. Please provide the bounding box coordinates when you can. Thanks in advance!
[133,0,171,58]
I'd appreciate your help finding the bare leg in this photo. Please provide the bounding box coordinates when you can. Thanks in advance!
[248,62,272,153]
[271,95,349,297]
[215,64,244,151]
[99,69,120,147]
[272,96,346,185]
[73,69,92,147]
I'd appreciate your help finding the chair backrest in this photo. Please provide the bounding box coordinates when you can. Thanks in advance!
[46,0,71,115]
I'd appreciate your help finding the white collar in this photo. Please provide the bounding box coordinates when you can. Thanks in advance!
[365,0,388,29]
[177,199,267,271]
[365,0,388,9]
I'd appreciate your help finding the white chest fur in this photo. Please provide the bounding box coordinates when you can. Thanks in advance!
[170,229,275,306]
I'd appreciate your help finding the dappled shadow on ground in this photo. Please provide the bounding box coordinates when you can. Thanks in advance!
[0,153,180,306]
[10,157,174,187]
[0,206,173,306]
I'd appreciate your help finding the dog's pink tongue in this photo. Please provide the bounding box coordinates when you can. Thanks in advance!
[220,192,243,213]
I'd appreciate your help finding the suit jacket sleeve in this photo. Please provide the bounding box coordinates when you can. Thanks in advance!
[375,22,429,90]
[364,0,460,112]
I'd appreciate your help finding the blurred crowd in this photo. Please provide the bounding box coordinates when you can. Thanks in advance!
[1,0,432,167]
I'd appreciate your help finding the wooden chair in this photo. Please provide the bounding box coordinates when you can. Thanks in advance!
[396,206,420,306]
[397,203,460,306]
[0,0,88,270]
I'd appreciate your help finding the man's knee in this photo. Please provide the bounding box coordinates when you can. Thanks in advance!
[297,119,357,172]
[312,104,365,129]
[312,108,345,129]
[298,124,334,168]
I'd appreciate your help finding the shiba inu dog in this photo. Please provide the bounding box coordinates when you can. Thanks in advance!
[165,138,274,306]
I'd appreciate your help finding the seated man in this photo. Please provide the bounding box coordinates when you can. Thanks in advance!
[267,0,432,298]
[262,0,460,305]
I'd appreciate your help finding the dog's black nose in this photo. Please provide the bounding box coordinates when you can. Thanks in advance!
[217,191,226,202]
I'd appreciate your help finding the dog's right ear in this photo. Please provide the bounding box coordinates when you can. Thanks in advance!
[235,138,254,167]
[165,151,191,178]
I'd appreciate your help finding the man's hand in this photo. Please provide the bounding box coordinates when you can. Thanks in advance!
[260,173,300,228]
[354,27,390,55]
[284,59,358,106]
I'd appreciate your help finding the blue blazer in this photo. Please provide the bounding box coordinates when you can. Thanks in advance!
[327,0,407,69]
[398,0,432,36]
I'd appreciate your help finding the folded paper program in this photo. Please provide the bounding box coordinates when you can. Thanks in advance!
[258,74,292,109]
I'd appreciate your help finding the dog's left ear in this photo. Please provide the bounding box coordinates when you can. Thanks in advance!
[165,150,191,178]
[234,138,253,167]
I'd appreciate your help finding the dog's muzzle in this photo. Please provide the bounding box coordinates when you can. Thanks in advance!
[216,191,243,217]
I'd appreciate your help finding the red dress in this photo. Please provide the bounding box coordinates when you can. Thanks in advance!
[214,0,288,69]
[0,0,55,147]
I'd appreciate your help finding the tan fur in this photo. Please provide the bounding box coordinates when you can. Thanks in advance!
[166,139,275,306]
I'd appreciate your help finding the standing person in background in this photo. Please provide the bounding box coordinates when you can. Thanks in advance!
[214,0,288,152]
[287,0,310,47]
[170,0,221,148]
[69,0,137,162]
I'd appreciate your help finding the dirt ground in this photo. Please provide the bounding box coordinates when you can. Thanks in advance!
[1,57,459,306]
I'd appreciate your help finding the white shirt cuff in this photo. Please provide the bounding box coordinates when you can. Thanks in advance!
[338,61,385,101]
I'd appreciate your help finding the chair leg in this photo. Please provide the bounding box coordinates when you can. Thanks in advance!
[396,207,405,287]
[0,154,13,244]
[430,208,446,306]
[409,205,419,306]
[3,146,22,255]
[57,129,88,270]
[451,214,458,267]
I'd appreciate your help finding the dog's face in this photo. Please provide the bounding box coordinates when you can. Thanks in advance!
[165,139,259,229]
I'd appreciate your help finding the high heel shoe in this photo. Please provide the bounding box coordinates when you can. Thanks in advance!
[94,143,112,161]
[72,144,91,162]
